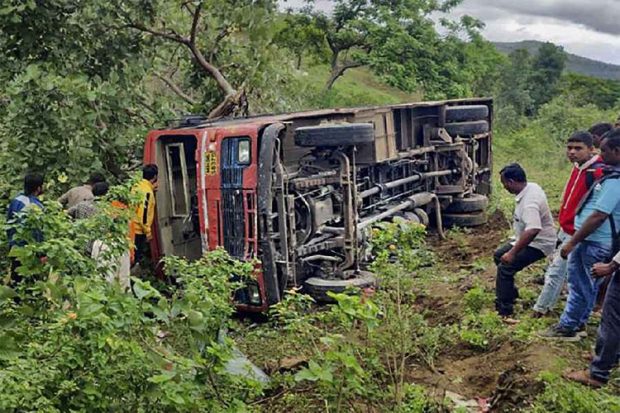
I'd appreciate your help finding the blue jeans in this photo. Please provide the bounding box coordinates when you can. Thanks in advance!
[591,272,620,382]
[559,241,611,331]
[534,230,570,313]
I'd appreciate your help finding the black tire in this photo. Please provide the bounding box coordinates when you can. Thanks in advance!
[294,123,375,147]
[304,270,377,302]
[444,120,489,136]
[445,105,489,122]
[445,194,489,213]
[442,211,488,228]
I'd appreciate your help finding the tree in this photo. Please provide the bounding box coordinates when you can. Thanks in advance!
[274,10,326,70]
[529,42,567,110]
[0,1,163,190]
[557,72,620,110]
[0,0,303,194]
[298,0,464,90]
[114,0,283,118]
[497,49,535,117]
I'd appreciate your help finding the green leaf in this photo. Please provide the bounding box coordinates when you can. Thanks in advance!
[148,370,177,384]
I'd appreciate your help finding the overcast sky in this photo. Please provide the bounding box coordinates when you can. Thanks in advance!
[280,0,620,65]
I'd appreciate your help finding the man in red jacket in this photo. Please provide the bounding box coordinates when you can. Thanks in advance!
[533,131,604,318]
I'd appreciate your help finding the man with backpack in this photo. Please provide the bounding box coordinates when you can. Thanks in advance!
[566,131,620,387]
[532,131,603,317]
[540,130,620,341]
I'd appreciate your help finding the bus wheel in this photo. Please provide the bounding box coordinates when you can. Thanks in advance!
[304,270,377,303]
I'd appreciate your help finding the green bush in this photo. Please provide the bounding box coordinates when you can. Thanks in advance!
[0,191,262,412]
[531,372,620,413]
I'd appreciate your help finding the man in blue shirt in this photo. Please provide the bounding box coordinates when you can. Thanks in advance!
[540,132,620,341]
[565,129,620,388]
[6,173,45,283]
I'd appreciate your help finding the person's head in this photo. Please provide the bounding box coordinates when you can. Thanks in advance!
[87,172,105,186]
[24,173,44,196]
[92,182,109,197]
[588,122,613,148]
[142,164,158,184]
[499,163,527,195]
[566,131,594,164]
[600,128,620,166]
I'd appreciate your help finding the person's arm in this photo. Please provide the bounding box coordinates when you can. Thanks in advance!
[561,180,620,259]
[561,211,608,259]
[144,192,154,240]
[502,229,540,264]
[502,204,542,264]
[592,251,620,278]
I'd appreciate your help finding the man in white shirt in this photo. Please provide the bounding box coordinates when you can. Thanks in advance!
[494,163,556,318]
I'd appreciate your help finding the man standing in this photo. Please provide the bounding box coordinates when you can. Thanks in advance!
[132,164,158,266]
[494,163,557,319]
[533,132,603,317]
[588,123,613,150]
[6,173,45,283]
[541,131,620,341]
[58,172,105,210]
[566,133,620,387]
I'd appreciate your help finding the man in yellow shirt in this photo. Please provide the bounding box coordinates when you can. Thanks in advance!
[132,164,158,267]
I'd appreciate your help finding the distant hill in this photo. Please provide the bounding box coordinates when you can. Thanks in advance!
[494,40,620,81]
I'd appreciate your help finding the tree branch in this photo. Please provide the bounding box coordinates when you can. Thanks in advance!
[125,21,189,44]
[154,73,197,105]
[325,61,363,90]
[122,3,241,117]
[189,2,202,45]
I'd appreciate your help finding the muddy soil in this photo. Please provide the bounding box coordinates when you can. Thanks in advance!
[413,212,586,411]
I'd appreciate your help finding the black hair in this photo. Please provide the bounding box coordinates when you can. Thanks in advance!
[24,173,44,195]
[88,172,106,185]
[601,128,620,150]
[567,131,593,147]
[588,122,613,138]
[499,163,527,183]
[142,164,158,181]
[92,181,109,197]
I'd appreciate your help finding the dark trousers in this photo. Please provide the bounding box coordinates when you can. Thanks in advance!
[9,258,22,285]
[134,234,148,266]
[591,272,620,382]
[494,243,545,316]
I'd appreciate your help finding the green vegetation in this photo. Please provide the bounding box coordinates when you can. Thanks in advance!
[0,184,262,411]
[532,372,620,413]
[2,0,620,411]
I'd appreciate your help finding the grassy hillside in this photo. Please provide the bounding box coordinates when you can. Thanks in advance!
[494,40,620,80]
[300,64,423,109]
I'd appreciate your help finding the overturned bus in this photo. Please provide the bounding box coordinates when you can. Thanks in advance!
[143,98,493,311]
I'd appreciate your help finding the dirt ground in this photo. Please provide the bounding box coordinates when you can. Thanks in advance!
[412,212,597,411]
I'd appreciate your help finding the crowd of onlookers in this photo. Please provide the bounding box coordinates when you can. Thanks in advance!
[5,164,159,290]
[494,122,620,388]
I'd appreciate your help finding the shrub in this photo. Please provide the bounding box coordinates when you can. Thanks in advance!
[0,187,262,411]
